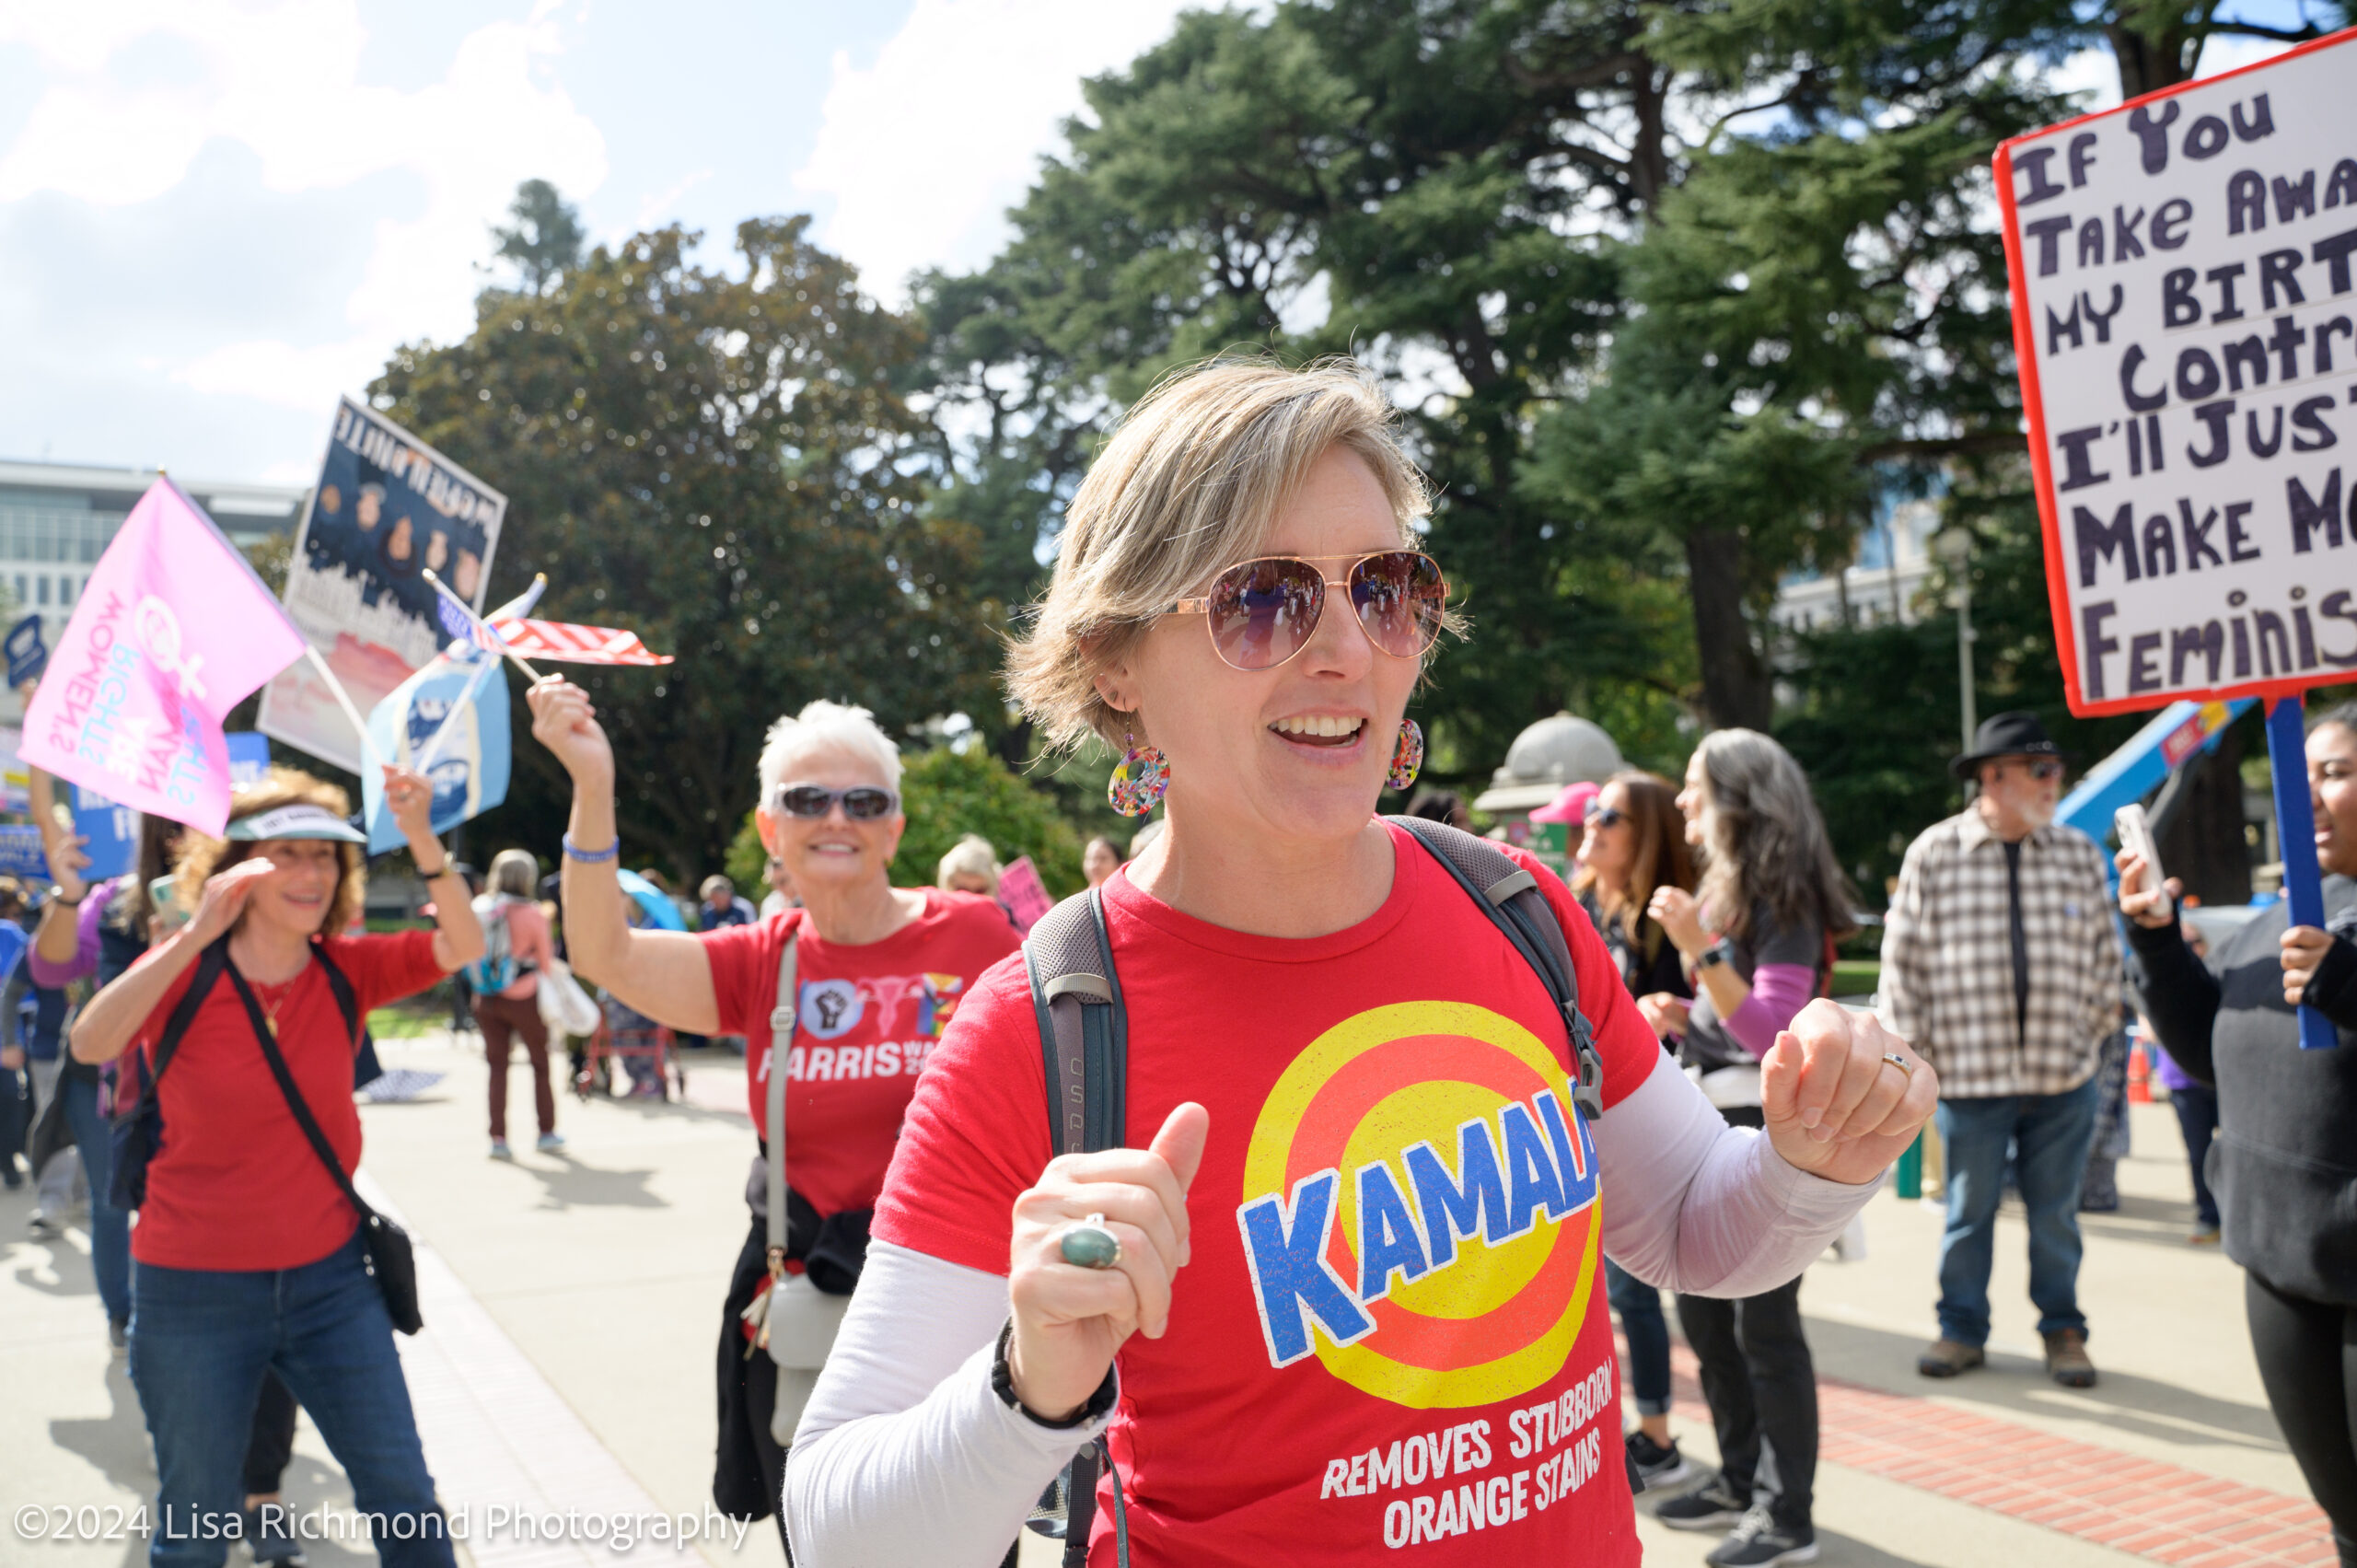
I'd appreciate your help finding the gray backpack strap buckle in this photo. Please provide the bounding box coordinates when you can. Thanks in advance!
[1387,815,1606,1122]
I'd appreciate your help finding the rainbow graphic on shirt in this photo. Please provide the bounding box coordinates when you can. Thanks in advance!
[1236,1000,1602,1411]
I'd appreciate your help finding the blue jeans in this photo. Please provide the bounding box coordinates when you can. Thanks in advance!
[1934,1076,2102,1346]
[1606,1258,1672,1417]
[131,1233,451,1568]
[60,1069,130,1325]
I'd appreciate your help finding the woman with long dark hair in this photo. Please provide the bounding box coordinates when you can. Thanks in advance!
[1573,770,1700,1493]
[1642,729,1857,1566]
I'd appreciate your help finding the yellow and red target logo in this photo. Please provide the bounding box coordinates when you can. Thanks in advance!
[1237,1000,1601,1411]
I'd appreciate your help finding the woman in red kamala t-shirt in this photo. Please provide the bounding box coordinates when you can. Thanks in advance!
[522,684,1021,1552]
[779,360,1939,1568]
[71,766,485,1568]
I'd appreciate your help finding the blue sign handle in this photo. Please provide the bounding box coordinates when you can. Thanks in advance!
[2268,697,2338,1051]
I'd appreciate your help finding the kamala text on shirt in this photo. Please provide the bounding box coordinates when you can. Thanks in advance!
[874,826,1663,1566]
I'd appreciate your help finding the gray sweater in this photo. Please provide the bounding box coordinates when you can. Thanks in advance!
[2131,877,2357,1304]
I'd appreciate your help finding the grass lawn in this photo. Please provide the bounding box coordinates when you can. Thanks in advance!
[1830,958,1881,998]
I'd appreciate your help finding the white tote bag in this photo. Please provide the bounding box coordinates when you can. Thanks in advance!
[536,958,601,1039]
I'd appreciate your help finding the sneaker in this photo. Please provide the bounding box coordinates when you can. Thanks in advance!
[2044,1328,2097,1388]
[1917,1338,1985,1377]
[490,1138,513,1160]
[2189,1224,2223,1246]
[1655,1478,1750,1531]
[537,1132,566,1153]
[243,1504,307,1567]
[27,1212,59,1237]
[1706,1504,1819,1566]
[1625,1430,1697,1493]
[108,1318,128,1353]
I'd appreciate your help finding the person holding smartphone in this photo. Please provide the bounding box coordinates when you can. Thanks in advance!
[2121,703,2357,1562]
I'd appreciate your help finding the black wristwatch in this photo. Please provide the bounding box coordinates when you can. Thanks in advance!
[990,1318,1117,1429]
[1697,938,1735,970]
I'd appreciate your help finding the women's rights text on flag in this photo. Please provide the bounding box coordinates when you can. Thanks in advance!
[1996,29,2357,716]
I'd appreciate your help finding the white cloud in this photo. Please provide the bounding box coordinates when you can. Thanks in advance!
[2049,31,2298,119]
[0,1,607,419]
[793,0,1194,303]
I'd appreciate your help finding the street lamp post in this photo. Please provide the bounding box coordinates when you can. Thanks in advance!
[1933,527,1976,753]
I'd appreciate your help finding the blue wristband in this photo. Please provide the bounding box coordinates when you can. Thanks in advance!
[562,832,621,864]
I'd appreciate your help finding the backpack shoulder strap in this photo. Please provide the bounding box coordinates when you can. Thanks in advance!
[308,939,363,1051]
[1025,890,1127,1157]
[134,934,231,1108]
[1022,890,1131,1567]
[1386,816,1605,1123]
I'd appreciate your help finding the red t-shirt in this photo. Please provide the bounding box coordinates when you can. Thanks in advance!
[129,930,447,1272]
[702,890,1023,1218]
[875,824,1659,1566]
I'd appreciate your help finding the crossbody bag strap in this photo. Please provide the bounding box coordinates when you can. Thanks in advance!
[766,926,800,1276]
[226,957,376,1225]
[133,935,232,1112]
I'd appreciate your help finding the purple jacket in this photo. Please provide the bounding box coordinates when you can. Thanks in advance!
[27,876,121,989]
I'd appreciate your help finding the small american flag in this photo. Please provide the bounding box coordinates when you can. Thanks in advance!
[491,617,675,667]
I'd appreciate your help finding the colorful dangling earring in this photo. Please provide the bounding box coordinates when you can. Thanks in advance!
[1109,731,1171,817]
[1387,718,1425,791]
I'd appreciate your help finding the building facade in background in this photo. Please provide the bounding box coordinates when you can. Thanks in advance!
[0,459,305,722]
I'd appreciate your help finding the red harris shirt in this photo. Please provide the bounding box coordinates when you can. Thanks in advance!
[128,930,446,1272]
[702,890,1022,1217]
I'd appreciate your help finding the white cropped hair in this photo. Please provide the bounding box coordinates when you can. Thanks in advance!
[759,699,903,802]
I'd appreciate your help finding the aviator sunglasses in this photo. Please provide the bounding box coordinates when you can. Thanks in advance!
[771,784,901,820]
[1166,551,1448,672]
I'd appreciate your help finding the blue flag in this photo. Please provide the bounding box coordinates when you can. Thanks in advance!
[360,655,510,853]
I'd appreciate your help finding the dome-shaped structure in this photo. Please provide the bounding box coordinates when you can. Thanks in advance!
[1472,713,1624,814]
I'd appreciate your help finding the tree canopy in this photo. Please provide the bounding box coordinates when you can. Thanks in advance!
[374,217,1005,877]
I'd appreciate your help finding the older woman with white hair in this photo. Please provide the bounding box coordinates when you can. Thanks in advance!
[777,358,1934,1568]
[522,688,1023,1554]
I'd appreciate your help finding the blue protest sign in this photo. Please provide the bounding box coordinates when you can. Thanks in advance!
[360,654,510,853]
[226,731,272,789]
[0,825,48,880]
[72,782,137,881]
[5,613,47,689]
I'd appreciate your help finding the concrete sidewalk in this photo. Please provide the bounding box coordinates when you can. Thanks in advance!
[2,1028,2332,1567]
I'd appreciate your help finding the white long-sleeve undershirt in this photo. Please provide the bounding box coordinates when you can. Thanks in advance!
[784,1047,1879,1566]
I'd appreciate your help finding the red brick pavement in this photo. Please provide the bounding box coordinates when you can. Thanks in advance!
[1651,1342,2337,1568]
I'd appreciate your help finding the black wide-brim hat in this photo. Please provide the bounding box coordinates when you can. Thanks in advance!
[1951,709,2070,780]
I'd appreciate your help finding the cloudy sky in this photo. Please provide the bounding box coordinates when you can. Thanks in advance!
[0,0,1197,484]
[0,0,2304,487]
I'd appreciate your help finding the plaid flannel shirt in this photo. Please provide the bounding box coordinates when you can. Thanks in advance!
[1878,808,2122,1098]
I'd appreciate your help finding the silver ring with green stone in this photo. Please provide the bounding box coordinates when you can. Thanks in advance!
[1059,1213,1121,1271]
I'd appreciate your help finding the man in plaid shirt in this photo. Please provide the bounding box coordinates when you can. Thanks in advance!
[1881,712,2121,1389]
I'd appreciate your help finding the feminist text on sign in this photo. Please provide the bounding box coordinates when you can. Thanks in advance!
[1997,30,2357,715]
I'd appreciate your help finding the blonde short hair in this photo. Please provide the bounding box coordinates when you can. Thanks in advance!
[1006,357,1436,752]
[175,768,367,936]
[936,833,1000,892]
[489,848,538,899]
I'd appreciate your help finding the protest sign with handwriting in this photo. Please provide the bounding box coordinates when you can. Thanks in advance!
[1997,30,2357,716]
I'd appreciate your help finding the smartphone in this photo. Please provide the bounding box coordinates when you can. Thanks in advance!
[148,876,188,930]
[2114,803,2165,899]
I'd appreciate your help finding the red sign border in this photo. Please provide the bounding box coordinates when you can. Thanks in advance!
[1994,25,2357,718]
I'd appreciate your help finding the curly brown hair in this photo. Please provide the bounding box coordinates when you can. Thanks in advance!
[173,768,367,936]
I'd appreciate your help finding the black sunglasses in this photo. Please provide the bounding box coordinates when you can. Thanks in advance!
[1585,804,1625,829]
[772,784,900,820]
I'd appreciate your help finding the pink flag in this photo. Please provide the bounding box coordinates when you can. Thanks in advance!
[21,480,309,836]
[493,616,674,666]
